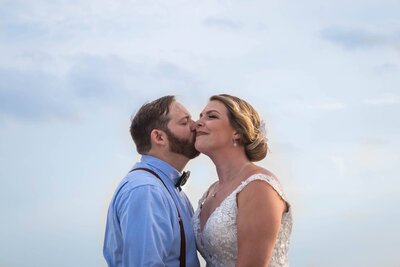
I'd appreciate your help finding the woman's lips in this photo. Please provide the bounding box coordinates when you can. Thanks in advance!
[196,131,208,137]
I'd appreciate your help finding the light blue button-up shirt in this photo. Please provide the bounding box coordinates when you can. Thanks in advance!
[103,155,200,267]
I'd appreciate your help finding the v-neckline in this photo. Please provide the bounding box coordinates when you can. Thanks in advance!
[198,182,242,234]
[197,173,272,234]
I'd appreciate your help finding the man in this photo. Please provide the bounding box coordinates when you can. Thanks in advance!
[103,95,200,267]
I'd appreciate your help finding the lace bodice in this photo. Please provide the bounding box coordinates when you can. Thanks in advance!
[192,174,292,267]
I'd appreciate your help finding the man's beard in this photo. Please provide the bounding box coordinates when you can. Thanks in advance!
[164,128,200,159]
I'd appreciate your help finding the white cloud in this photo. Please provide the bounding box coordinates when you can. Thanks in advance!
[330,155,346,176]
[1,0,400,266]
[203,17,244,30]
[0,68,78,121]
[0,55,205,122]
[320,26,400,52]
[363,95,400,106]
[373,63,398,74]
[306,101,346,111]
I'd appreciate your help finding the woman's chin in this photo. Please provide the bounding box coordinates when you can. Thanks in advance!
[194,142,207,154]
[194,142,201,152]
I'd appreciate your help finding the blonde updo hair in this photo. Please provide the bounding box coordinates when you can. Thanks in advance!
[210,94,268,161]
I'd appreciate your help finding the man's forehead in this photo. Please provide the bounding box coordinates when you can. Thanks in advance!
[169,101,191,120]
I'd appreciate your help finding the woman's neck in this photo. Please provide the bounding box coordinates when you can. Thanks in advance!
[211,151,251,184]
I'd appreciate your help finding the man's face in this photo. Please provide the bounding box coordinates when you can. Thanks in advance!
[164,101,200,159]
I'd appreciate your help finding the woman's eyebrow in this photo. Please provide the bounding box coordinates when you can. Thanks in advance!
[199,109,220,117]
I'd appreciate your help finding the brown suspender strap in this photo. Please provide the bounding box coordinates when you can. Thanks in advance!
[130,168,186,267]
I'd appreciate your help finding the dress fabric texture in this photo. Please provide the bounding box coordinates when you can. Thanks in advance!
[192,174,292,267]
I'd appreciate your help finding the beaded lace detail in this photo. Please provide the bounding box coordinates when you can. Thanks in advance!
[192,174,292,267]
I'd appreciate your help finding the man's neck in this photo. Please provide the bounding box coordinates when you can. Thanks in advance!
[146,151,189,172]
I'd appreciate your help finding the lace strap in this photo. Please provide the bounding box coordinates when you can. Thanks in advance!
[235,173,288,202]
[198,181,218,207]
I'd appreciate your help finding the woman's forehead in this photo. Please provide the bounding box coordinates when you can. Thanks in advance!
[203,100,226,111]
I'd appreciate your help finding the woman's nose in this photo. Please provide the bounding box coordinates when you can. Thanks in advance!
[195,119,203,128]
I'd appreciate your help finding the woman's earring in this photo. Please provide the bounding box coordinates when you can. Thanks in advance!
[233,140,238,147]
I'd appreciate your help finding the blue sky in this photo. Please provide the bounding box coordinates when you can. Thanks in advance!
[1,0,399,266]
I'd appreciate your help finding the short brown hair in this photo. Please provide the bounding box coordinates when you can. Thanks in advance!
[130,95,175,154]
[210,94,268,161]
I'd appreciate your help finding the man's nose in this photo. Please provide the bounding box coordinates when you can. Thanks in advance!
[194,119,203,129]
[190,120,197,131]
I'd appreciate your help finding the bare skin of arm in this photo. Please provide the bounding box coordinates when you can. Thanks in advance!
[236,180,286,267]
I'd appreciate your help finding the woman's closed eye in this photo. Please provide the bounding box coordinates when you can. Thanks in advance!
[205,111,219,119]
[199,110,220,120]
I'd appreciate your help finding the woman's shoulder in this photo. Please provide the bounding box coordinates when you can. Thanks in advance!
[242,166,281,186]
[248,166,278,179]
[236,167,287,201]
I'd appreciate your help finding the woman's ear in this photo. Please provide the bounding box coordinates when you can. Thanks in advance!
[150,129,167,146]
[233,132,241,142]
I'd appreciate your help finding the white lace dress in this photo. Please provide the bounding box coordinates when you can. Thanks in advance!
[192,174,292,267]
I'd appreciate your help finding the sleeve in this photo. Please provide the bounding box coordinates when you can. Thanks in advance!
[116,185,176,266]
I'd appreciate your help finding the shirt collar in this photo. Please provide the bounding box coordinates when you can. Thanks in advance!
[140,155,182,186]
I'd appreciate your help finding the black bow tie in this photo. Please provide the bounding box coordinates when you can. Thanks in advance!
[175,171,190,188]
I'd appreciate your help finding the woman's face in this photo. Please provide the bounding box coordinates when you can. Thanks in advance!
[195,100,237,155]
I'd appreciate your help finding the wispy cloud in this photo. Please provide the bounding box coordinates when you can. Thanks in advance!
[330,155,345,176]
[320,27,400,50]
[306,101,346,111]
[373,63,398,75]
[363,95,400,106]
[0,68,76,121]
[203,17,243,30]
[67,55,129,100]
[0,55,203,122]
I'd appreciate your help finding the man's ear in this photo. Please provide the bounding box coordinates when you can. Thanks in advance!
[150,129,167,146]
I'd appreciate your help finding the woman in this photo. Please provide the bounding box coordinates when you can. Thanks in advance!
[192,94,292,267]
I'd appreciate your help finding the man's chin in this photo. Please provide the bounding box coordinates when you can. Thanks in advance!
[181,145,200,160]
[171,149,199,160]
[187,140,200,159]
[166,131,200,159]
[187,149,200,159]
